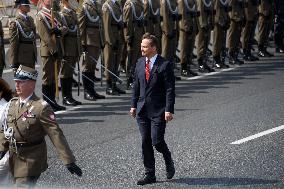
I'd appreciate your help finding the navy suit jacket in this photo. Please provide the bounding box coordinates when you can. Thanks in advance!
[131,55,175,117]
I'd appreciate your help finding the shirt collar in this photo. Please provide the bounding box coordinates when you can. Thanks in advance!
[20,93,33,105]
[146,54,158,70]
[19,12,28,20]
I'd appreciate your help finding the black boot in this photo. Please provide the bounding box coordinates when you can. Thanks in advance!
[203,60,215,72]
[61,78,81,106]
[83,72,105,100]
[181,63,198,77]
[243,49,259,61]
[258,46,274,57]
[126,76,134,90]
[113,83,126,94]
[106,80,119,95]
[43,84,66,112]
[213,56,229,68]
[137,173,156,185]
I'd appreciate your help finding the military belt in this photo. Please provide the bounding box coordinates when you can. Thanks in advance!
[16,139,44,148]
[20,41,34,44]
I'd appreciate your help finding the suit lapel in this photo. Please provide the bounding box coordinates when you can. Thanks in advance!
[147,55,160,85]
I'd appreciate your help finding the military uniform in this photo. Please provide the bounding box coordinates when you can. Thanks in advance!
[78,0,106,100]
[242,0,259,61]
[123,0,144,88]
[212,0,230,68]
[9,13,37,70]
[102,0,125,95]
[0,21,5,77]
[274,0,284,53]
[36,6,67,111]
[144,0,162,52]
[196,0,215,72]
[0,65,81,188]
[178,0,198,76]
[59,6,82,106]
[258,0,274,57]
[227,0,245,64]
[161,0,180,62]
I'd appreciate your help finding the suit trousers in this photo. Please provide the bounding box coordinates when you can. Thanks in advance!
[137,114,172,174]
[14,175,40,189]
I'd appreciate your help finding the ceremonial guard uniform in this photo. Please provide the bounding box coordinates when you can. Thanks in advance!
[144,0,162,52]
[227,0,245,64]
[102,0,125,95]
[36,3,67,111]
[0,65,82,188]
[160,0,180,62]
[78,0,106,100]
[0,20,5,77]
[212,0,230,68]
[274,0,284,53]
[242,0,259,61]
[123,0,144,88]
[9,0,37,70]
[258,0,274,57]
[196,0,215,72]
[59,2,82,106]
[178,0,199,76]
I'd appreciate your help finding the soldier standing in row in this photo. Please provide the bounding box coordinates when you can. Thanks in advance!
[196,0,215,72]
[0,65,82,188]
[78,0,106,101]
[160,0,180,63]
[144,0,162,53]
[102,0,126,95]
[0,19,5,77]
[178,0,198,76]
[123,0,144,89]
[258,0,274,57]
[59,0,82,106]
[242,0,259,61]
[9,0,37,70]
[36,0,67,111]
[212,0,230,68]
[227,0,244,65]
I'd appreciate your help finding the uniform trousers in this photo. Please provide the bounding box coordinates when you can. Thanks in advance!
[82,46,101,73]
[196,28,210,59]
[242,21,255,50]
[162,33,177,62]
[103,44,121,82]
[227,20,242,53]
[60,56,77,78]
[41,56,61,85]
[14,175,40,189]
[258,15,272,48]
[136,111,172,175]
[179,29,196,65]
[213,24,227,57]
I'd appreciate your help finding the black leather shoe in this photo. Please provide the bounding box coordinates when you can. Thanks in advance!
[166,161,175,179]
[137,175,156,185]
[51,102,66,112]
[94,76,102,82]
[244,54,259,61]
[93,92,105,99]
[276,48,284,53]
[114,85,126,94]
[212,62,221,69]
[63,97,77,106]
[106,88,120,95]
[84,92,97,101]
[181,69,198,77]
[204,64,215,72]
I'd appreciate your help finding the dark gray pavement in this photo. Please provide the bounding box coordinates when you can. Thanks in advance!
[2,48,284,188]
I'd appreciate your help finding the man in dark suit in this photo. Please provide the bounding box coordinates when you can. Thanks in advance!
[130,33,175,185]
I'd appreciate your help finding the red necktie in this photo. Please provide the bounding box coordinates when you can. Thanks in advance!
[145,59,150,82]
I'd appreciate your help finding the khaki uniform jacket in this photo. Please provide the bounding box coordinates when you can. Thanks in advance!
[144,0,162,37]
[102,0,123,47]
[78,0,105,48]
[214,0,230,26]
[178,0,198,33]
[244,0,258,21]
[161,0,178,36]
[0,21,5,71]
[123,0,144,50]
[229,0,245,22]
[36,8,65,57]
[197,0,213,29]
[9,15,37,68]
[0,94,75,177]
[259,0,273,17]
[60,7,80,57]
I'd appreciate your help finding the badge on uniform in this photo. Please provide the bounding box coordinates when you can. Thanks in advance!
[49,113,56,121]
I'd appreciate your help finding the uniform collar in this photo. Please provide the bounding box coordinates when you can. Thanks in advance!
[19,12,28,20]
[19,93,33,105]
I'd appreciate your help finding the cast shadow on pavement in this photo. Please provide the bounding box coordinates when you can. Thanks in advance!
[167,177,279,186]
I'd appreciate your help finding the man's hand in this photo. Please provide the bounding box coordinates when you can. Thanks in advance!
[165,112,173,122]
[129,108,136,118]
[66,163,82,177]
[0,151,6,160]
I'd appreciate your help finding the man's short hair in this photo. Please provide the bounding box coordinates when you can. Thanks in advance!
[142,33,158,48]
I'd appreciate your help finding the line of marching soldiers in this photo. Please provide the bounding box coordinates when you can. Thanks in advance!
[0,0,283,112]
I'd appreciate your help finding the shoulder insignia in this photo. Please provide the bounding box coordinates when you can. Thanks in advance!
[48,113,56,121]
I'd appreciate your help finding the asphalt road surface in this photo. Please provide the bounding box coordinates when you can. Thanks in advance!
[2,47,284,189]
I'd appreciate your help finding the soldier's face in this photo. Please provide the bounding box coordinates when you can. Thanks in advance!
[141,39,156,58]
[15,80,35,98]
[19,5,30,13]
